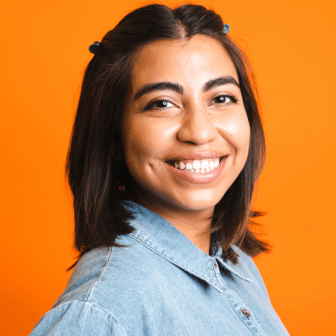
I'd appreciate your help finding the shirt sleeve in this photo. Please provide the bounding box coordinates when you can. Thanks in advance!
[29,300,127,336]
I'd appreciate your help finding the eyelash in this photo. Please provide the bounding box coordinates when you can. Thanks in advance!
[144,99,175,110]
[144,94,238,111]
[210,94,238,105]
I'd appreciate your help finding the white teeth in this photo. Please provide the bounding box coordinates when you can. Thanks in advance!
[171,158,222,173]
[192,161,201,169]
[201,160,208,169]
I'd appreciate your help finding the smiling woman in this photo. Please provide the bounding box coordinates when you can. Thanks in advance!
[122,35,251,251]
[29,3,289,335]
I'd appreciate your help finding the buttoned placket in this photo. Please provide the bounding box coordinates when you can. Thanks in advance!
[212,257,270,336]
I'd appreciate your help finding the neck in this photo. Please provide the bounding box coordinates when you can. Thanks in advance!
[170,216,212,255]
[133,195,214,255]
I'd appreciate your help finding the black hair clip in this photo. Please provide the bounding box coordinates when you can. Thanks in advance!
[223,24,230,34]
[89,41,100,54]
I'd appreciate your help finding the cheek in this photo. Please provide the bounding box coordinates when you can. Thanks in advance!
[122,116,174,167]
[218,113,251,153]
[122,121,150,168]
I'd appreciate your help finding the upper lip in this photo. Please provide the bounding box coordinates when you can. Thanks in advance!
[166,151,227,161]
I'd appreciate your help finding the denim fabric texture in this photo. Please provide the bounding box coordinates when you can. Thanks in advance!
[30,201,290,335]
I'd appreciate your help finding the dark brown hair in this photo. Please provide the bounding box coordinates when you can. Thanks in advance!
[66,3,270,270]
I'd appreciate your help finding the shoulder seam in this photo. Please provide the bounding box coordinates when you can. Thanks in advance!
[85,247,113,301]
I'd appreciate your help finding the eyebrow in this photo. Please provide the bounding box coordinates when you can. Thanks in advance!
[133,75,240,101]
[133,82,183,101]
[203,76,240,91]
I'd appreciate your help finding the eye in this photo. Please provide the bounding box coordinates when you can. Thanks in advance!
[211,94,238,105]
[145,99,176,110]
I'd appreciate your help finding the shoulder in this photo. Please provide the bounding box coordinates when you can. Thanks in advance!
[53,245,114,306]
[56,234,161,307]
[31,235,163,335]
[33,234,171,332]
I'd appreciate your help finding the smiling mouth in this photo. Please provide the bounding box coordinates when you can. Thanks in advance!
[166,157,225,174]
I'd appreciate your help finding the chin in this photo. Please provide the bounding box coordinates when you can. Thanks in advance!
[156,189,226,213]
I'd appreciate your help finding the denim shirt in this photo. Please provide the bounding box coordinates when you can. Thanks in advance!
[30,201,290,336]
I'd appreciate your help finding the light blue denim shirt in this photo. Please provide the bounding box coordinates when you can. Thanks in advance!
[30,201,289,335]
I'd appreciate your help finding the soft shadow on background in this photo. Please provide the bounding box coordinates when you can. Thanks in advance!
[1,0,335,335]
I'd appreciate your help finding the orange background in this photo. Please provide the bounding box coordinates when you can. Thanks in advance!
[1,0,335,335]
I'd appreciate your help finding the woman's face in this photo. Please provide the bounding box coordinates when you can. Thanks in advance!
[122,34,250,215]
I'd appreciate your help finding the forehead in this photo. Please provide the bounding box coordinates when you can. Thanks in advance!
[130,34,238,91]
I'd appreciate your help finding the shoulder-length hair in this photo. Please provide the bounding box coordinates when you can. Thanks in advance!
[66,3,270,270]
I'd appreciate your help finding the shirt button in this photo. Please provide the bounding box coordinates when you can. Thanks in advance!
[214,263,217,269]
[242,309,250,318]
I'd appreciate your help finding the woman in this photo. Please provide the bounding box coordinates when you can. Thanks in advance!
[30,3,289,335]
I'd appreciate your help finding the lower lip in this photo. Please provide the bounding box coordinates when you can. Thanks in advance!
[165,157,227,184]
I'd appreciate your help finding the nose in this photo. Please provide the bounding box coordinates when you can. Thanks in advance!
[177,105,218,146]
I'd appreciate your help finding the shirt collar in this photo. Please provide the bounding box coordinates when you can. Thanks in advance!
[123,201,252,290]
[212,244,253,282]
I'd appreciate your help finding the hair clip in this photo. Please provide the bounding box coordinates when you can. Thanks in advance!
[223,24,230,34]
[89,41,100,54]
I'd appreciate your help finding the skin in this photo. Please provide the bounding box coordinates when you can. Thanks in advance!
[122,34,250,254]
